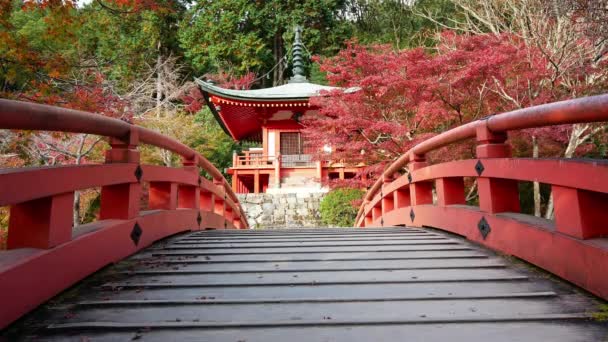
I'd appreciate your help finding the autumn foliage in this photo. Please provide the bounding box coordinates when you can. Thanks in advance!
[303,31,608,186]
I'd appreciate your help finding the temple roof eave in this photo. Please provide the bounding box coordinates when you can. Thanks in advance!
[195,78,343,102]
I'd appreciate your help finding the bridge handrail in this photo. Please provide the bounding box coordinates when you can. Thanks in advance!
[0,99,250,328]
[0,99,240,205]
[355,93,608,301]
[356,94,608,223]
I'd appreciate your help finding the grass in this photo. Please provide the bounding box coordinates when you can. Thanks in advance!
[591,304,608,322]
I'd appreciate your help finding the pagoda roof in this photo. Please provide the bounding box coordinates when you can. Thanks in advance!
[196,78,359,142]
[196,78,341,101]
[195,26,359,142]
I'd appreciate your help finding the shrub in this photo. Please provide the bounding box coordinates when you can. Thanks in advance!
[319,188,364,227]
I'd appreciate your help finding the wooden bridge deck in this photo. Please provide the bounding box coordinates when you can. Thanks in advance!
[8,228,608,341]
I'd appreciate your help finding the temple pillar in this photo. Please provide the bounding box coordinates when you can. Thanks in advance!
[254,169,260,194]
[274,154,281,188]
[232,170,238,193]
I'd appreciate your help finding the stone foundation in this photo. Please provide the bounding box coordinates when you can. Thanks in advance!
[238,192,327,228]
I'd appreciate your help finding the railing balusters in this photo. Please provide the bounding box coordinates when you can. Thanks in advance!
[435,178,465,206]
[394,188,411,209]
[354,94,608,300]
[8,192,73,249]
[553,186,608,239]
[0,99,250,328]
[100,127,141,220]
[148,182,178,210]
[475,122,520,214]
[178,156,200,210]
[408,155,433,207]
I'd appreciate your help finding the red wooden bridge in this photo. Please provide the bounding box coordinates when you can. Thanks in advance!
[1,97,608,340]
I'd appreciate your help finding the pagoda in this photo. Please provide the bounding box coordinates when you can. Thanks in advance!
[197,27,361,194]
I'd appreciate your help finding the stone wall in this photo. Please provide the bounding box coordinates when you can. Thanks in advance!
[237,192,326,228]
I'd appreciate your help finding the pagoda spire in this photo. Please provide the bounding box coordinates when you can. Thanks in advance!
[289,25,307,83]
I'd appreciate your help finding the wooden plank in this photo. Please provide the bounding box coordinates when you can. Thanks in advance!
[5,228,606,342]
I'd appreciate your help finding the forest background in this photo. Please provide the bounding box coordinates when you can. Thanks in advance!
[1,0,607,240]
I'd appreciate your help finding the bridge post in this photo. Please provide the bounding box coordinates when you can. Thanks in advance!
[408,154,433,206]
[381,175,395,218]
[372,204,382,222]
[213,178,226,225]
[7,192,73,249]
[552,186,608,239]
[362,200,372,227]
[475,123,520,213]
[225,206,234,223]
[149,182,178,210]
[178,156,200,210]
[200,190,213,212]
[394,188,411,209]
[435,177,465,206]
[100,127,141,220]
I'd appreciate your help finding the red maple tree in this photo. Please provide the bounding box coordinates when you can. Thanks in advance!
[303,32,607,188]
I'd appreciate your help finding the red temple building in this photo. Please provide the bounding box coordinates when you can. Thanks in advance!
[197,27,361,194]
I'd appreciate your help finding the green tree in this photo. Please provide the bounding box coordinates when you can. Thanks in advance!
[346,0,458,49]
[319,188,364,227]
[179,0,351,85]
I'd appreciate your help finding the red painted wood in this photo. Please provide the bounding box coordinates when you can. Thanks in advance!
[100,183,141,220]
[394,188,411,209]
[553,186,608,239]
[141,165,197,185]
[200,191,213,212]
[178,185,199,209]
[0,209,235,328]
[410,159,608,194]
[358,95,608,300]
[7,192,73,249]
[358,94,608,220]
[376,205,608,300]
[477,178,520,214]
[214,197,225,216]
[0,100,250,329]
[149,182,178,210]
[382,196,394,216]
[436,178,465,206]
[0,164,136,207]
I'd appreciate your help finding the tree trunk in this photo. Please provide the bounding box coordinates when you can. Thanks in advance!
[161,149,172,167]
[532,136,541,217]
[73,191,81,227]
[155,42,163,118]
[273,31,284,86]
[73,135,86,227]
[544,123,589,219]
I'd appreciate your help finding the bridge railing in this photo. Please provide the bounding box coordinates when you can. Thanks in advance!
[0,99,248,328]
[356,94,608,299]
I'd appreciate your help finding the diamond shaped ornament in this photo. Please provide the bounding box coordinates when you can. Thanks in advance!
[478,217,491,239]
[130,223,143,246]
[475,160,485,176]
[134,165,143,182]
